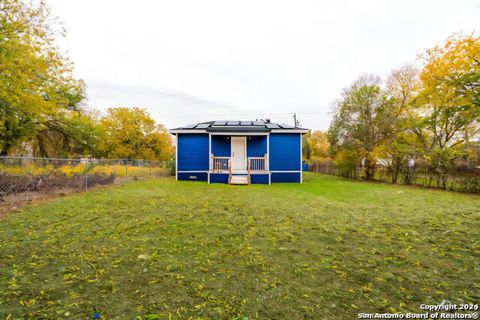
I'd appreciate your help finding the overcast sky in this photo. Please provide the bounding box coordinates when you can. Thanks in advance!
[47,0,479,130]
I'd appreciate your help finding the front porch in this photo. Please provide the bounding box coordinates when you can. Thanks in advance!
[208,134,270,184]
[210,155,269,184]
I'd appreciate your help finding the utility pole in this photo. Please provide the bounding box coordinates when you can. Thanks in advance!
[293,113,297,128]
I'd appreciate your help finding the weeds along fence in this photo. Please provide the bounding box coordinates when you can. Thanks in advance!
[0,156,174,210]
[310,161,480,193]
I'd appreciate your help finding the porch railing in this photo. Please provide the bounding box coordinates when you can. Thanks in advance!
[248,156,268,172]
[210,155,267,173]
[211,156,231,173]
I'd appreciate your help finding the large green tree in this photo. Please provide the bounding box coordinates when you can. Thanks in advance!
[328,75,397,180]
[379,65,422,183]
[0,0,90,157]
[32,108,100,158]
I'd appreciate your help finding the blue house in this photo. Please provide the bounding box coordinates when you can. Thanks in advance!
[170,120,308,184]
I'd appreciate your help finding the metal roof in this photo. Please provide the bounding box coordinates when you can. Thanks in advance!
[170,120,308,134]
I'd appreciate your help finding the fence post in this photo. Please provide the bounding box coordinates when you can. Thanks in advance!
[84,159,88,191]
[125,160,128,176]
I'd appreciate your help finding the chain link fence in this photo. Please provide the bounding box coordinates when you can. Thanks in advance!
[310,161,480,193]
[0,156,174,212]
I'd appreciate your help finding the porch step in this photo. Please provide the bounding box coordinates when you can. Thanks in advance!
[229,175,249,185]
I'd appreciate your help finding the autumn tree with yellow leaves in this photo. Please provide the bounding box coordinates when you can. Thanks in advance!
[97,108,173,161]
[0,0,92,157]
[328,33,480,187]
[0,0,173,160]
[302,130,330,161]
[412,34,480,187]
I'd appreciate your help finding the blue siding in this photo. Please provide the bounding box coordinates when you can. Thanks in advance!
[271,172,301,183]
[247,136,267,157]
[269,133,301,171]
[210,173,229,183]
[177,134,209,171]
[251,174,269,184]
[211,135,230,157]
[177,172,208,181]
[175,132,302,184]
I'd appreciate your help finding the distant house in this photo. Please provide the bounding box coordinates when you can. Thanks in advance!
[169,120,308,184]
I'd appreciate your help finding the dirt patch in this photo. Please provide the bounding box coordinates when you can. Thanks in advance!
[0,173,116,216]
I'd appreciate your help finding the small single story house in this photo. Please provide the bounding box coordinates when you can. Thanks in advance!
[170,120,308,184]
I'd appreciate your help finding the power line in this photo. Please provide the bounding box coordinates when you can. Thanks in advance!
[152,111,330,118]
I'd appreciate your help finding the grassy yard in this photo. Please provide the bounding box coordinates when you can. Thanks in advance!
[0,173,479,319]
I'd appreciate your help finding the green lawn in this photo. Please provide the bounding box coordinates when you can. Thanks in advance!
[1,173,479,319]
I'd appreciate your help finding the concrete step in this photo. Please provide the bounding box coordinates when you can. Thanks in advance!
[230,175,249,185]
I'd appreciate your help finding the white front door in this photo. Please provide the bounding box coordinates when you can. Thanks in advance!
[231,136,246,171]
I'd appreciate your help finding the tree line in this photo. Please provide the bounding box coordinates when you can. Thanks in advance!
[304,33,480,189]
[2,1,479,176]
[0,0,173,161]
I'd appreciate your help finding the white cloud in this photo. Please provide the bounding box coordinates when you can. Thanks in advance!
[48,0,479,130]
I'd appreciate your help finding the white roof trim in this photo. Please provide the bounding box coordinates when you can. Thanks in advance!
[169,129,207,134]
[210,132,269,136]
[270,129,308,133]
[170,129,307,134]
